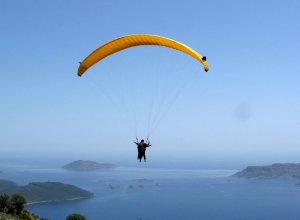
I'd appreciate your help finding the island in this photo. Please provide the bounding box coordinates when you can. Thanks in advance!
[0,179,93,203]
[132,178,154,182]
[108,184,120,190]
[62,160,118,171]
[128,185,144,189]
[232,163,300,179]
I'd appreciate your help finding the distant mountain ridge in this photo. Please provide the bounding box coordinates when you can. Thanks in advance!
[0,180,93,203]
[62,160,117,171]
[232,163,300,179]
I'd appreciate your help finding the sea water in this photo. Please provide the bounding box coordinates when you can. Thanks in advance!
[1,166,300,220]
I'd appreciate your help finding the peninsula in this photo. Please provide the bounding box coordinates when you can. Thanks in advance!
[232,163,300,179]
[0,180,93,203]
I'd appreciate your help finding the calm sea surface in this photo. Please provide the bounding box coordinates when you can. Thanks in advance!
[1,166,300,220]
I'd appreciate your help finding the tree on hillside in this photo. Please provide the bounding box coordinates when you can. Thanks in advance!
[6,193,27,215]
[66,213,87,220]
[0,194,9,212]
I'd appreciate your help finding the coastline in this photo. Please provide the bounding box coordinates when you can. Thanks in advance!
[27,195,94,206]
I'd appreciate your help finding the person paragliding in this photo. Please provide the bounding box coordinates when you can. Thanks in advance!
[77,34,209,162]
[134,138,151,162]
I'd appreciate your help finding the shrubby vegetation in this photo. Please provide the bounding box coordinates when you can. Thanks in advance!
[66,213,87,220]
[0,193,47,220]
[0,194,9,212]
[0,193,88,219]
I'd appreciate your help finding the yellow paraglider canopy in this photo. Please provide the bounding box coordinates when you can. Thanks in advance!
[78,34,209,76]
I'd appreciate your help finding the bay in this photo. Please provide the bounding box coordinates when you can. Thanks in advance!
[1,166,300,220]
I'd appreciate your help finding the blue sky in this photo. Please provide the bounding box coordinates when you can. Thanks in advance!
[0,0,299,168]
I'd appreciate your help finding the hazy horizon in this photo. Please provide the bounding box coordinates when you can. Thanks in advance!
[1,0,299,167]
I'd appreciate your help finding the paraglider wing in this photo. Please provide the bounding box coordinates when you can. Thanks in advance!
[77,34,209,76]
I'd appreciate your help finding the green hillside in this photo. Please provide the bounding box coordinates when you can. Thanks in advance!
[0,180,93,203]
